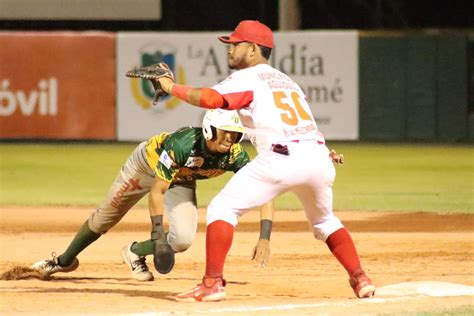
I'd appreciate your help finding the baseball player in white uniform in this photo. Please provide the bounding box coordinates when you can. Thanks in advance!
[156,20,375,302]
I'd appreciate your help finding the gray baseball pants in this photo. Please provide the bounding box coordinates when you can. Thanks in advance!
[88,141,198,253]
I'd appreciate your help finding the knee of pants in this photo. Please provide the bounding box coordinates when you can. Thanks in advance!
[88,209,124,235]
[312,215,344,241]
[206,196,239,227]
[168,231,195,253]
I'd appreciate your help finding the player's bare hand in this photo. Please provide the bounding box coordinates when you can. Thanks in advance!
[329,149,344,164]
[251,239,270,267]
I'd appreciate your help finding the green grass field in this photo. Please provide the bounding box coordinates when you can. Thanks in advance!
[0,142,472,213]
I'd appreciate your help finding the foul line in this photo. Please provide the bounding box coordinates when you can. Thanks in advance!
[126,295,426,316]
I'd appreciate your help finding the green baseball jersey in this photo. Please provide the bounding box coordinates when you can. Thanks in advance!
[145,127,250,184]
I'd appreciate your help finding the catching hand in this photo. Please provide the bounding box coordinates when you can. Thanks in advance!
[329,149,344,164]
[251,239,271,267]
[126,62,175,105]
[152,236,175,274]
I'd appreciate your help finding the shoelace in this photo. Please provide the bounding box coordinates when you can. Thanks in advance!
[42,252,60,270]
[132,257,149,272]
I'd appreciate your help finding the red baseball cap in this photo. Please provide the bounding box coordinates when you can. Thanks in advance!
[218,20,274,49]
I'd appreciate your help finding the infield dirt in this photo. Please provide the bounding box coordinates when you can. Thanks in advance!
[0,207,473,315]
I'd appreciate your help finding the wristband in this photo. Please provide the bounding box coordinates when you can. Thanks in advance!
[150,215,164,240]
[259,219,273,240]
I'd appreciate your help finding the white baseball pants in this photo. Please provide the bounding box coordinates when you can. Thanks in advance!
[207,141,344,241]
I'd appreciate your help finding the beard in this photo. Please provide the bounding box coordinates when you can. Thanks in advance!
[228,59,237,70]
[228,55,246,70]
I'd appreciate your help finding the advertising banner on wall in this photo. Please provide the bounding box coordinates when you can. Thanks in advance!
[117,31,358,141]
[0,32,116,139]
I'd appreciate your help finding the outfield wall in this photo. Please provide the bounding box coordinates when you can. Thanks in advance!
[1,30,472,142]
[359,32,471,142]
[116,31,358,141]
[0,32,116,140]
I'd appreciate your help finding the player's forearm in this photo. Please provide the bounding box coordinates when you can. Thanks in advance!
[148,179,169,240]
[260,201,274,221]
[148,189,165,217]
[149,189,164,241]
[148,178,170,217]
[167,83,226,109]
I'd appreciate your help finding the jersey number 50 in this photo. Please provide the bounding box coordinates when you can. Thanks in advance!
[273,91,312,126]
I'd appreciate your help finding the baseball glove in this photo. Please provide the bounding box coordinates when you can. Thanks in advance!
[126,62,175,105]
[153,237,175,274]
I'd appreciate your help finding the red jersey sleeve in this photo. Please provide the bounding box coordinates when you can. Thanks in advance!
[199,88,253,110]
[220,90,254,110]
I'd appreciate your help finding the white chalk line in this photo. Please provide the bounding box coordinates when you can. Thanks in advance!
[124,296,426,316]
[1,281,471,315]
[125,281,474,316]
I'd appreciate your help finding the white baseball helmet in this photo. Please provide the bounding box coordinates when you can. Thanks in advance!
[202,109,244,143]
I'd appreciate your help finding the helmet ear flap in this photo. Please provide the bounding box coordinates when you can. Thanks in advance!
[235,132,243,143]
[210,126,217,140]
[202,124,217,141]
[202,121,212,140]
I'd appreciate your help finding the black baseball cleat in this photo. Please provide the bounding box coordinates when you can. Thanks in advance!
[153,239,175,274]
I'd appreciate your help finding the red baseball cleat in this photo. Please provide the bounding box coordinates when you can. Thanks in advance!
[349,270,375,298]
[175,276,227,302]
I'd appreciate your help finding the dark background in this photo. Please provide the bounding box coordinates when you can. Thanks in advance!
[0,0,473,31]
